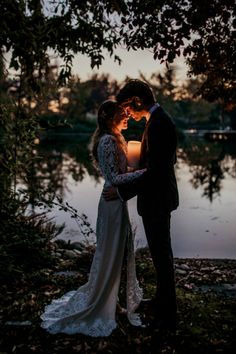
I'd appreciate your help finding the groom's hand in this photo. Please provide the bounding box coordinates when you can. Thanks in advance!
[102,186,119,201]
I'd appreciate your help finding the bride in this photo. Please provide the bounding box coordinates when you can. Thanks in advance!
[40,100,146,337]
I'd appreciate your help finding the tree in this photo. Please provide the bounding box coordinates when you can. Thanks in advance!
[64,73,119,122]
[0,0,235,101]
[120,0,235,103]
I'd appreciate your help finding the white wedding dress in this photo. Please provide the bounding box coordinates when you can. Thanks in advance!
[40,134,145,337]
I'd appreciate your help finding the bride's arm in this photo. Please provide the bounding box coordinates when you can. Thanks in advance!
[98,135,146,186]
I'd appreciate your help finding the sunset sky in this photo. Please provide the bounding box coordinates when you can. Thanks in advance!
[6,47,188,85]
[42,1,189,83]
[71,47,188,83]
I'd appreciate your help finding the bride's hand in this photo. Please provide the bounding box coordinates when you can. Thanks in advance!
[102,186,118,201]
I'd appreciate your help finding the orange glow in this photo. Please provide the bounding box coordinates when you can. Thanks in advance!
[127,140,141,169]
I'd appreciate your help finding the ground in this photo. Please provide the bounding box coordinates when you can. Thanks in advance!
[0,247,236,354]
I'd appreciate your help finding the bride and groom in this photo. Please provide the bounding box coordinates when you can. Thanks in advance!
[40,79,179,338]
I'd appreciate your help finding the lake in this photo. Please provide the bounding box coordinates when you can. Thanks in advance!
[27,133,236,259]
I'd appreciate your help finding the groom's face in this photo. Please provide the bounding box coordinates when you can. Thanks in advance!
[126,107,147,122]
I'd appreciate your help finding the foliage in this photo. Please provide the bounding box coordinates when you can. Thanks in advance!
[0,52,59,195]
[119,0,235,103]
[36,194,95,239]
[0,0,235,101]
[0,185,96,283]
[0,101,39,193]
[0,23,66,284]
[140,67,221,126]
[63,73,120,122]
[0,191,62,283]
[0,0,122,85]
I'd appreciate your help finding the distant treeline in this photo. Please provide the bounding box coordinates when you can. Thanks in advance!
[1,63,235,133]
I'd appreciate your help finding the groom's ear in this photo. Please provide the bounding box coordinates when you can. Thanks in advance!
[130,96,144,111]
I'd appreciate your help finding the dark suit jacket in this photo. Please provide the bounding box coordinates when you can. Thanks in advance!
[118,105,179,216]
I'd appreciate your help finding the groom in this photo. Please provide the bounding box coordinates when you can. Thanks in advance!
[103,79,179,334]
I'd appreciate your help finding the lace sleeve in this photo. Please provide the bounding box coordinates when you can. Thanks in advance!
[98,135,146,186]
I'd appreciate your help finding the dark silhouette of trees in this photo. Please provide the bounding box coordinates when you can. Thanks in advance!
[64,74,119,122]
[0,0,235,101]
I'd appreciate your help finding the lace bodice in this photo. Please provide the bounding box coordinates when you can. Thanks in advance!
[97,134,145,187]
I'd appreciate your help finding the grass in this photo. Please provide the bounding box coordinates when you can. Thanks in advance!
[0,247,235,354]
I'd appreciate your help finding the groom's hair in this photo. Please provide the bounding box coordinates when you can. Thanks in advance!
[116,79,155,106]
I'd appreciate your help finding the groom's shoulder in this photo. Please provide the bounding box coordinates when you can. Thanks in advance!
[149,107,176,135]
[156,106,175,126]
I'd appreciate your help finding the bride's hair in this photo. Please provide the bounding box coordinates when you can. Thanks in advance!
[89,100,126,164]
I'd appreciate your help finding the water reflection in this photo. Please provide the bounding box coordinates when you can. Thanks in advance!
[25,135,101,202]
[178,138,236,202]
[21,134,236,259]
[26,135,236,203]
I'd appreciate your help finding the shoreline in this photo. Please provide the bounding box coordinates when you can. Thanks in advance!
[1,243,235,354]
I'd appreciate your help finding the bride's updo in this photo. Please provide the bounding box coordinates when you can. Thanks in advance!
[90,100,126,164]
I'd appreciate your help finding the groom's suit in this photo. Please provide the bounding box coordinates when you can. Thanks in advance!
[118,104,179,328]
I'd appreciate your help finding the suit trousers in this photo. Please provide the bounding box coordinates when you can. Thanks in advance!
[142,212,177,327]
